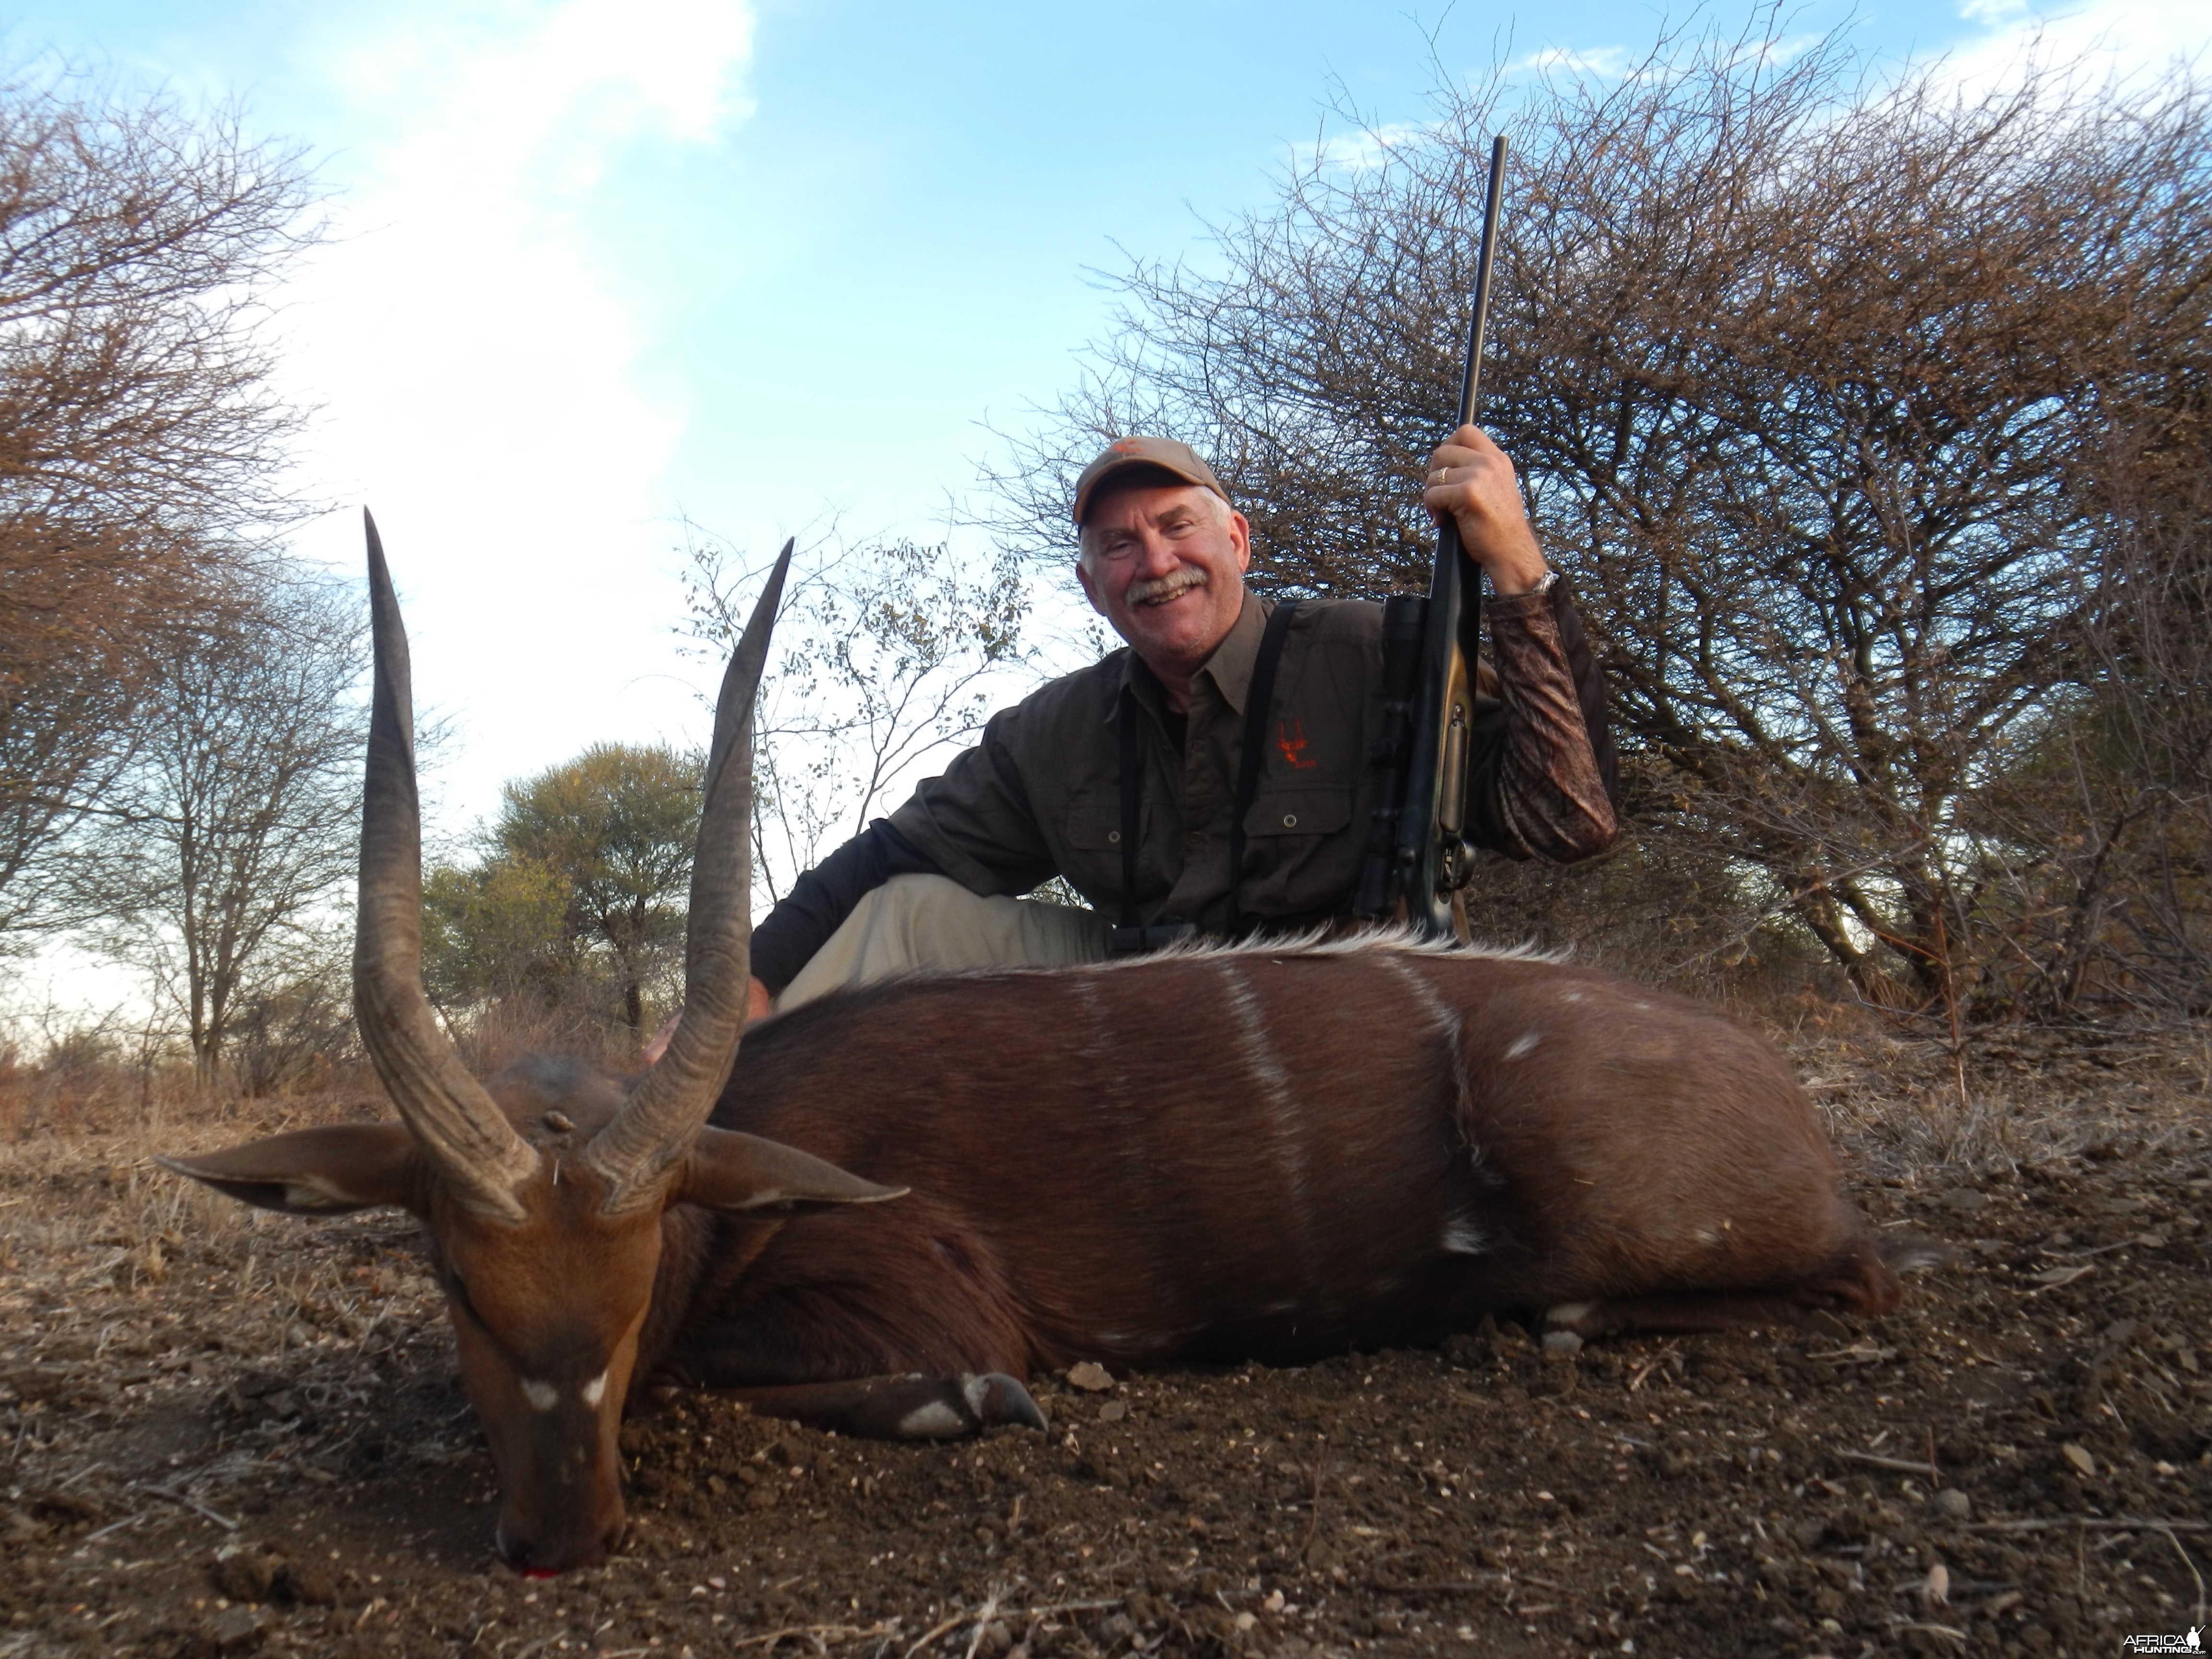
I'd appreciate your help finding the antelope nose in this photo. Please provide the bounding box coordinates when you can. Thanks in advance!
[494,1514,626,1575]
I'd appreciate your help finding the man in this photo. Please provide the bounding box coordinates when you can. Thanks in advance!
[736,427,1617,1022]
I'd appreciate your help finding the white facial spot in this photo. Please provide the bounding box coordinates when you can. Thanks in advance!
[521,1378,558,1412]
[1561,989,1584,1003]
[895,1401,966,1439]
[1442,1218,1490,1256]
[1505,1031,1541,1060]
[580,1370,608,1408]
[1695,1226,1720,1246]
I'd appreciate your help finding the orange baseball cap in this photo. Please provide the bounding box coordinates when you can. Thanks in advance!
[1070,436,1230,524]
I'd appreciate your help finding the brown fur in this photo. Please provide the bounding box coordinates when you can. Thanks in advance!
[645,943,1900,1387]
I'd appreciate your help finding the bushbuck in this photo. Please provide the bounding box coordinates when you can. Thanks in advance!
[162,514,1909,1573]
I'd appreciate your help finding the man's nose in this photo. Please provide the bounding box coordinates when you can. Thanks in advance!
[1125,529,1178,577]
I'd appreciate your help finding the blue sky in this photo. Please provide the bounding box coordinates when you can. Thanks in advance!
[5,0,2203,844]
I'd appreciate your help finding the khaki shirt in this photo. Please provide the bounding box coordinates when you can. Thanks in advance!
[888,587,1616,932]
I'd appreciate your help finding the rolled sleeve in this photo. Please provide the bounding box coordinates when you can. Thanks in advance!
[1468,583,1619,863]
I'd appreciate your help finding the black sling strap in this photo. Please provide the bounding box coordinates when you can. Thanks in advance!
[1112,599,1301,950]
[1227,598,1301,932]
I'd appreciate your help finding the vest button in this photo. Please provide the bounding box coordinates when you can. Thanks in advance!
[1107,830,1120,844]
[1282,813,1298,829]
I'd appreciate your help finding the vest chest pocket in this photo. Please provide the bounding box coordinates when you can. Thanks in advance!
[1067,796,1145,851]
[1242,786,1353,838]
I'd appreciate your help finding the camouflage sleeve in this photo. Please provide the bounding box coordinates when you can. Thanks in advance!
[1480,582,1619,863]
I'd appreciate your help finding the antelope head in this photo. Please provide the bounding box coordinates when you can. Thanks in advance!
[162,515,897,1572]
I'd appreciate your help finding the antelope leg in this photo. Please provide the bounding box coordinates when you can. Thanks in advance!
[707,1372,1047,1440]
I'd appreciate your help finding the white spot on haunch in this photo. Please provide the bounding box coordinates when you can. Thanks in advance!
[1695,1226,1720,1246]
[1561,989,1585,1003]
[1546,1302,1595,1328]
[1263,1299,1298,1315]
[521,1378,558,1412]
[1442,1217,1490,1256]
[1505,1031,1542,1060]
[580,1370,607,1408]
[896,1401,965,1439]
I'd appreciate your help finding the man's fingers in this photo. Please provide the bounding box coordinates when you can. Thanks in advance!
[1418,429,1548,594]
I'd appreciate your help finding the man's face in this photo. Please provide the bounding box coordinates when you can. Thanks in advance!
[1076,482,1251,680]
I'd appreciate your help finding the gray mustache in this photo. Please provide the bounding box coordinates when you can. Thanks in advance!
[1128,569,1208,606]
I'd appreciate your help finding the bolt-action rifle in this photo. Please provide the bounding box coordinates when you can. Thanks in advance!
[1352,134,1509,937]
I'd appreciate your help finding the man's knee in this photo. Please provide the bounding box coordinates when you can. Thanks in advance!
[774,875,1105,1012]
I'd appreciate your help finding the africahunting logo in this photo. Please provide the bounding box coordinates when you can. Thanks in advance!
[2121,1627,2203,1654]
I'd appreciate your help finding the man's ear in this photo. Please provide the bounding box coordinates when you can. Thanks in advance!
[677,1126,907,1214]
[1074,552,1104,615]
[157,1123,424,1216]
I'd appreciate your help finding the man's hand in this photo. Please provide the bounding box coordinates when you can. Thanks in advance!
[639,978,774,1067]
[1422,425,1549,595]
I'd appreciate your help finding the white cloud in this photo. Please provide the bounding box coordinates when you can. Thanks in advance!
[1312,121,1433,171]
[1510,45,1635,80]
[1943,0,2209,89]
[275,0,757,827]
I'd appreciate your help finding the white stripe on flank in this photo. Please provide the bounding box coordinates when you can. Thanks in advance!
[1217,962,1302,1203]
[1217,961,1319,1303]
[580,1370,608,1408]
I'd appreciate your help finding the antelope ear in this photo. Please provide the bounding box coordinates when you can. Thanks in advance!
[157,1124,424,1215]
[677,1126,907,1214]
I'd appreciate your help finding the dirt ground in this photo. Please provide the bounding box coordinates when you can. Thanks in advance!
[0,1021,2206,1659]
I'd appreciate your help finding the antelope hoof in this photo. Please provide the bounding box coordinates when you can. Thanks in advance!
[1544,1301,1603,1338]
[962,1371,1048,1433]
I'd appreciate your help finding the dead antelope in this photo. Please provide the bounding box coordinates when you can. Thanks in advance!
[163,514,1909,1574]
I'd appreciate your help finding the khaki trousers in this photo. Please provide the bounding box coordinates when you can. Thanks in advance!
[774,874,1111,1014]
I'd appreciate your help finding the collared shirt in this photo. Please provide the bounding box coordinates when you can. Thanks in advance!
[885,584,1617,933]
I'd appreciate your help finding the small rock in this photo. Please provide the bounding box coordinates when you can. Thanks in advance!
[1923,1561,1950,1607]
[1097,1399,1128,1422]
[279,1561,336,1606]
[1441,1331,1489,1368]
[211,1545,281,1604]
[1932,1489,1972,1520]
[210,1604,270,1653]
[1065,1361,1115,1393]
[2059,1443,2096,1477]
[1792,1519,1828,1548]
[1941,1189,1989,1214]
[1805,1310,1852,1340]
[1540,1330,1584,1355]
[2103,1319,2139,1346]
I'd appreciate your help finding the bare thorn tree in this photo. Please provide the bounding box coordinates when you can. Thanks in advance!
[0,71,317,947]
[78,576,363,1090]
[681,529,1037,906]
[986,15,2212,1020]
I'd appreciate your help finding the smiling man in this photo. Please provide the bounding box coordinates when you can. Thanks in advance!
[730,432,1617,1021]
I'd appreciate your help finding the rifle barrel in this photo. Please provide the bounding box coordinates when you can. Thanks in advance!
[1457,134,1509,427]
